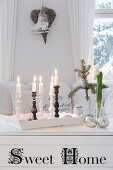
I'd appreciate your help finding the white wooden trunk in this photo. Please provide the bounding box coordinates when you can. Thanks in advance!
[0,119,113,170]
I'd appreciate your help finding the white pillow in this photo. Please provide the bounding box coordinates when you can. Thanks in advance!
[72,89,96,115]
[0,81,32,115]
[104,90,113,117]
[103,81,113,89]
[0,83,12,115]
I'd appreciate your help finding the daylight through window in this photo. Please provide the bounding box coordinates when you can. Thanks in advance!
[94,0,113,80]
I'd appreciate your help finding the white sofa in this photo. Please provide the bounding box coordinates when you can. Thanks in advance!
[0,80,113,117]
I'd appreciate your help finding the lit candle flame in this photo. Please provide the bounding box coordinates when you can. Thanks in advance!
[39,76,42,83]
[34,75,36,83]
[17,76,20,84]
[55,69,58,76]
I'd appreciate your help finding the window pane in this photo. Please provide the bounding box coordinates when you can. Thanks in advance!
[95,0,112,9]
[93,19,113,80]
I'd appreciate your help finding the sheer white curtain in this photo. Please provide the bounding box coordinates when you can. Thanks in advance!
[0,0,3,80]
[1,0,18,80]
[68,0,95,81]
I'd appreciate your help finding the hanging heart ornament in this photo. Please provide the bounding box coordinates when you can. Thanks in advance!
[31,7,56,43]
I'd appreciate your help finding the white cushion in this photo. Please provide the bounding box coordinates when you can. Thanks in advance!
[0,83,12,115]
[0,81,31,115]
[72,89,96,114]
[104,90,113,116]
[103,81,113,89]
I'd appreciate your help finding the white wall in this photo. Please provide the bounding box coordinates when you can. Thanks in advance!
[14,0,75,84]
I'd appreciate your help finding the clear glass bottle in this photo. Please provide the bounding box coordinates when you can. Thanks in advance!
[83,96,91,115]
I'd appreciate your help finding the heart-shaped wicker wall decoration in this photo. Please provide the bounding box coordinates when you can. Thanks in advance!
[31,7,56,44]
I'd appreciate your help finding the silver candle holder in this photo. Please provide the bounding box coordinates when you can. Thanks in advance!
[49,93,54,118]
[15,92,21,119]
[39,94,43,119]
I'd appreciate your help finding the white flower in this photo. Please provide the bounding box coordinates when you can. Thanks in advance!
[94,67,100,76]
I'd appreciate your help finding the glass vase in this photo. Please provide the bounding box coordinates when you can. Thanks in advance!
[95,104,109,128]
[83,96,91,115]
[95,104,104,120]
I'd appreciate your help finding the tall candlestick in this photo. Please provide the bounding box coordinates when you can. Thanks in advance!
[49,76,54,118]
[39,95,43,119]
[50,76,54,96]
[32,76,36,92]
[31,92,37,120]
[39,76,43,95]
[54,69,58,86]
[39,76,43,119]
[16,76,21,93]
[54,85,60,118]
[16,76,21,99]
[16,76,21,118]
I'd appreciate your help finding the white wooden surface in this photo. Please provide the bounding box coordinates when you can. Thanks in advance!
[0,119,113,136]
[0,119,113,170]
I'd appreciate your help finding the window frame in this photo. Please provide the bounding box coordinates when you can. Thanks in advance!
[95,9,113,18]
[95,0,113,18]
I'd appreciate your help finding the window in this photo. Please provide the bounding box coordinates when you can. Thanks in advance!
[94,0,113,80]
[95,0,113,9]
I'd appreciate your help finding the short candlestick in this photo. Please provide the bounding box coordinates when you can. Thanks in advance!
[54,85,60,118]
[31,92,37,120]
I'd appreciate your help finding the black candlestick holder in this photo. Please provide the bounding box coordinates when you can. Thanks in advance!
[31,92,37,120]
[54,85,60,118]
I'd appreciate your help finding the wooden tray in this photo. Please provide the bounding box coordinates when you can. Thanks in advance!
[0,113,85,130]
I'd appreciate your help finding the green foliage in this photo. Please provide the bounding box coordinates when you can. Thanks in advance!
[87,83,96,94]
[96,72,103,119]
[68,86,84,98]
[69,60,108,102]
[69,59,94,101]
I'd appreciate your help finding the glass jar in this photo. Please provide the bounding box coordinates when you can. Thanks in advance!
[83,96,91,115]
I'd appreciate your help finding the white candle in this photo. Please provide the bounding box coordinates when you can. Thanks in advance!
[16,76,21,99]
[54,69,58,86]
[32,76,36,92]
[50,76,54,96]
[39,76,43,95]
[16,76,21,93]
